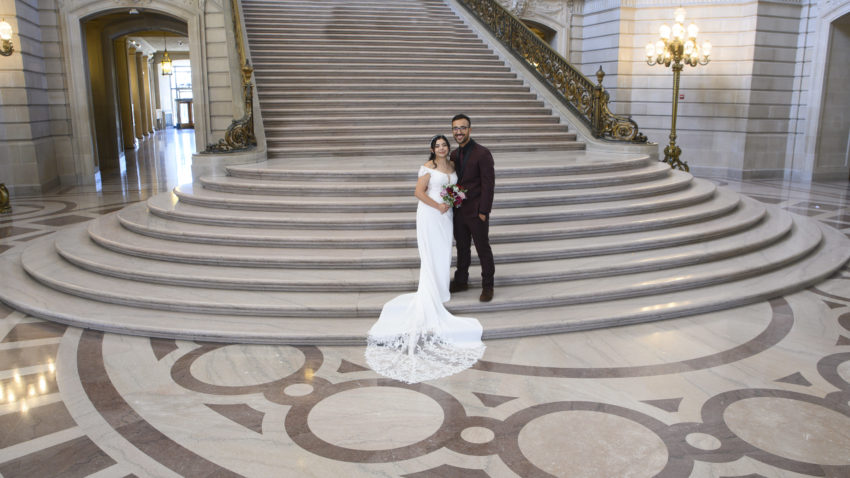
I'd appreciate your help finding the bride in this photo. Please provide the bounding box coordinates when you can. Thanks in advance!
[365,134,486,384]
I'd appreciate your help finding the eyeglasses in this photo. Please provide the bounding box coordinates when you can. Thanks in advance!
[452,126,469,132]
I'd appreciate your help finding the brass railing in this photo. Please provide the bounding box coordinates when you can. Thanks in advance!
[205,0,257,153]
[458,0,647,143]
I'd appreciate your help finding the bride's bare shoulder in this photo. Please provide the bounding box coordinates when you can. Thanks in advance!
[422,161,437,169]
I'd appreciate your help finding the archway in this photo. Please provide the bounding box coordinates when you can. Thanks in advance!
[816,13,850,180]
[59,1,207,185]
[82,10,189,173]
[799,3,850,181]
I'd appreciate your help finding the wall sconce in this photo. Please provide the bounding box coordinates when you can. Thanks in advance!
[160,34,172,75]
[0,19,14,56]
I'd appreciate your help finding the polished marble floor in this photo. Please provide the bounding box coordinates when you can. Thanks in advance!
[1,130,850,477]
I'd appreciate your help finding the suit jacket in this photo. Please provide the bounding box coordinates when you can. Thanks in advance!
[450,139,495,219]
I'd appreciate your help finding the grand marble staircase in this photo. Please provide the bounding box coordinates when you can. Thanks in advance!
[0,0,848,344]
[246,0,583,156]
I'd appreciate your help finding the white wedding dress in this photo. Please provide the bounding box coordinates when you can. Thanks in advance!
[365,165,485,384]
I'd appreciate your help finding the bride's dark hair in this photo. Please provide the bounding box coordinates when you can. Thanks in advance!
[429,134,451,163]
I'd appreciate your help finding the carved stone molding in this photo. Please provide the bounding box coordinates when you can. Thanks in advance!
[582,0,803,13]
[60,0,204,14]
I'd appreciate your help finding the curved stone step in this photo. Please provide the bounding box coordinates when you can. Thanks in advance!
[474,223,850,339]
[1,222,847,344]
[56,203,788,291]
[90,196,762,272]
[19,212,822,318]
[117,190,752,248]
[198,163,670,196]
[172,173,694,212]
[147,179,717,229]
[224,152,651,180]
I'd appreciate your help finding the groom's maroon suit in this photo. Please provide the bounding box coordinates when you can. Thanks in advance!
[451,139,495,289]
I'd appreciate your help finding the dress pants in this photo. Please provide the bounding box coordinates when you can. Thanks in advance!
[453,213,495,289]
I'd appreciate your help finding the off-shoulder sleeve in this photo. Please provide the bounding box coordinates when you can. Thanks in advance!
[418,165,432,177]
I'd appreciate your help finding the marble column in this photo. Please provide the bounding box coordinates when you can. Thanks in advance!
[114,39,136,150]
[127,48,143,140]
[137,54,151,137]
[140,56,155,135]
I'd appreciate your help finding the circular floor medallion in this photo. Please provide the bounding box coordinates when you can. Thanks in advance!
[724,397,850,466]
[308,387,444,451]
[189,344,305,387]
[461,426,495,444]
[517,410,667,477]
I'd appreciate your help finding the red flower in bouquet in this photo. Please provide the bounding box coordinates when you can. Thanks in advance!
[441,183,467,208]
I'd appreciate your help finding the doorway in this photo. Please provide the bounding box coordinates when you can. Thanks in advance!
[816,13,850,180]
[81,11,189,174]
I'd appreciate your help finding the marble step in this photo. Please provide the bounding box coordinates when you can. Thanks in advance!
[248,31,482,43]
[247,42,492,54]
[2,221,847,344]
[20,213,821,318]
[173,174,692,212]
[89,193,740,268]
[100,192,741,268]
[254,76,522,87]
[261,122,570,137]
[244,3,450,14]
[257,84,531,95]
[257,105,549,119]
[243,3,453,12]
[265,142,584,158]
[254,68,512,79]
[264,132,575,149]
[198,163,670,196]
[258,91,539,102]
[115,192,755,249]
[250,37,488,49]
[245,18,466,27]
[248,51,501,62]
[245,14,455,22]
[259,103,550,118]
[146,179,717,229]
[473,223,850,339]
[260,113,552,129]
[261,125,569,139]
[224,153,650,180]
[56,203,787,291]
[254,58,511,71]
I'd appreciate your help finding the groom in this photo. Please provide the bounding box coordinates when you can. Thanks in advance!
[449,113,495,302]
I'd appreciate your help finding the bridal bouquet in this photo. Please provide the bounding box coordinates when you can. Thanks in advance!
[441,183,467,208]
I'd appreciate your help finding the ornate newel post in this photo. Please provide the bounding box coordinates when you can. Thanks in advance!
[204,0,257,153]
[646,8,711,172]
[0,184,11,214]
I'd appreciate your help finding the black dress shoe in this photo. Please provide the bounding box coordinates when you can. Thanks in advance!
[449,281,469,293]
[479,288,494,302]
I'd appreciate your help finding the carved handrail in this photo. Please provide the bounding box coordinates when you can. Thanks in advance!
[457,0,646,143]
[204,0,257,153]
